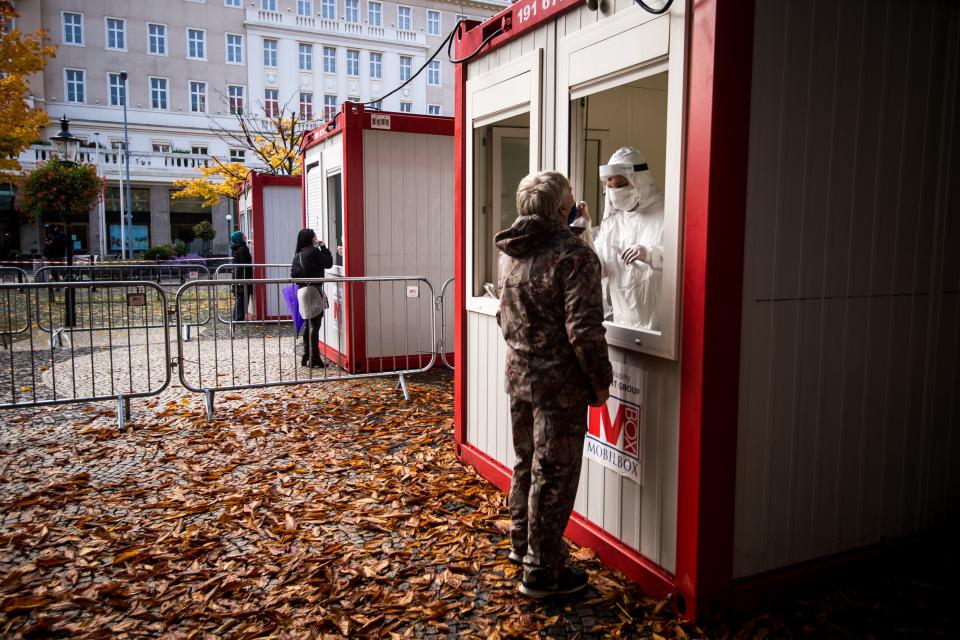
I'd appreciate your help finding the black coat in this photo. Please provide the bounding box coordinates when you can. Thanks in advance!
[291,245,333,284]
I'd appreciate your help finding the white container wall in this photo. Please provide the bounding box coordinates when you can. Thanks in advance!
[735,0,960,578]
[361,129,455,361]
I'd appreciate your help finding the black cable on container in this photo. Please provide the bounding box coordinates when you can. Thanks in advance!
[357,19,464,109]
[633,0,673,15]
[446,20,503,65]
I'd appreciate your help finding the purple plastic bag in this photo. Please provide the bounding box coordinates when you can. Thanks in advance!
[281,284,304,335]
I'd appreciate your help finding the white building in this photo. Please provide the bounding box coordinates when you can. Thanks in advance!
[5,0,503,258]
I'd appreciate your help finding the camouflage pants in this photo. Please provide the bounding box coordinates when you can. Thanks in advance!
[508,396,588,584]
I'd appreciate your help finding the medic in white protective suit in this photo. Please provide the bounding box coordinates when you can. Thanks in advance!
[593,146,664,331]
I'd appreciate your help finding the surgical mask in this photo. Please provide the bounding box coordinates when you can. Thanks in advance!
[608,186,639,211]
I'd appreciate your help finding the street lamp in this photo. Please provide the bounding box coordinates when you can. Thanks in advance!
[51,115,80,163]
[50,115,81,327]
[119,72,132,260]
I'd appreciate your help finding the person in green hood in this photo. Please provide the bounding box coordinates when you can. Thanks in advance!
[230,231,253,321]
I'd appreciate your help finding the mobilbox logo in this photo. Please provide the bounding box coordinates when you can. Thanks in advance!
[585,396,641,480]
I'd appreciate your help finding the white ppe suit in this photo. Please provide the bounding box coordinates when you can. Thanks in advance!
[593,147,664,331]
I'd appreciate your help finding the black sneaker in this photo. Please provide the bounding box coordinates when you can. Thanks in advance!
[519,567,588,599]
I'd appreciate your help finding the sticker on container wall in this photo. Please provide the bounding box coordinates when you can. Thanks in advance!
[371,114,391,130]
[584,359,643,483]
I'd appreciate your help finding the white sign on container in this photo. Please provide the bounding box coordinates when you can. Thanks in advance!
[370,114,391,130]
[584,359,643,482]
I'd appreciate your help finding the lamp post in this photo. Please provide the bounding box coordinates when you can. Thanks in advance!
[50,115,81,327]
[119,72,132,259]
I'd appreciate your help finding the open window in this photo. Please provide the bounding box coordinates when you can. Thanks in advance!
[465,49,542,315]
[558,8,685,359]
[325,171,343,268]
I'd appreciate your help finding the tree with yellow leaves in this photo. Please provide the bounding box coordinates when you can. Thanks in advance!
[172,99,307,207]
[0,1,56,180]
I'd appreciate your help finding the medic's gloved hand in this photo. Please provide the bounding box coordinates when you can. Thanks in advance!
[620,243,649,265]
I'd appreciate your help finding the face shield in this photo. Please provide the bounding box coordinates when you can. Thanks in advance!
[599,147,660,216]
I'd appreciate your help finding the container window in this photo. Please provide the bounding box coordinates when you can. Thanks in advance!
[325,172,343,268]
[471,111,530,298]
[569,72,670,346]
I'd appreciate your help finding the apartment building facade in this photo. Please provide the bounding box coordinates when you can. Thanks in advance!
[7,0,502,258]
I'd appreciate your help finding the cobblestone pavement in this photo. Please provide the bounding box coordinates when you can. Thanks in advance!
[0,362,690,639]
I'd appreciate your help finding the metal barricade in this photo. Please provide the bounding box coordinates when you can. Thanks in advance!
[0,280,171,429]
[0,267,29,348]
[175,276,439,419]
[213,263,294,330]
[437,277,455,370]
[33,264,213,342]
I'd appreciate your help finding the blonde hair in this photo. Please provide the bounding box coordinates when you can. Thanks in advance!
[516,171,569,219]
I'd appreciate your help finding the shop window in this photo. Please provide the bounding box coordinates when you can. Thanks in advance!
[471,112,530,298]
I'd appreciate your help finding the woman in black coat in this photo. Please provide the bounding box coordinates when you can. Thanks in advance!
[291,228,333,367]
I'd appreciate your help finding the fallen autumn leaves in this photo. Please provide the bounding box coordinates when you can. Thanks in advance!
[0,372,690,639]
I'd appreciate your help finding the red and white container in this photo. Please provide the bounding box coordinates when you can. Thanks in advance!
[300,103,455,373]
[236,172,302,320]
[452,0,959,621]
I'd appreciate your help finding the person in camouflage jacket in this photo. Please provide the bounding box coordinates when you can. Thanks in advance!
[495,170,613,598]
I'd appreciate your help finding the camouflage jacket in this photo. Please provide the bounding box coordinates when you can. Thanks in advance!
[495,213,613,407]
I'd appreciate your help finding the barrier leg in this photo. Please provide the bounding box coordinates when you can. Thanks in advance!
[396,374,410,402]
[117,396,131,431]
[204,389,216,420]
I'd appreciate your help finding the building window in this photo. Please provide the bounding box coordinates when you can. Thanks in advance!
[152,142,171,153]
[147,23,166,55]
[228,85,244,115]
[62,12,83,45]
[323,46,336,73]
[321,0,335,20]
[299,43,313,71]
[65,69,85,103]
[346,50,359,76]
[261,0,277,10]
[230,149,246,163]
[399,56,411,82]
[264,88,279,117]
[369,52,382,79]
[427,104,441,116]
[190,81,207,113]
[323,94,337,120]
[455,13,469,22]
[226,33,243,64]
[150,77,168,109]
[263,38,278,67]
[344,0,358,23]
[225,0,241,7]
[299,92,313,119]
[108,72,126,106]
[369,99,382,110]
[191,146,208,156]
[367,1,381,26]
[105,17,125,50]
[297,0,313,16]
[187,29,205,59]
[427,61,440,86]
[110,140,126,151]
[399,101,412,113]
[397,6,411,31]
[427,10,440,36]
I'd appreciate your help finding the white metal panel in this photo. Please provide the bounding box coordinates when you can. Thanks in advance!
[260,184,302,317]
[735,0,960,578]
[360,129,453,361]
